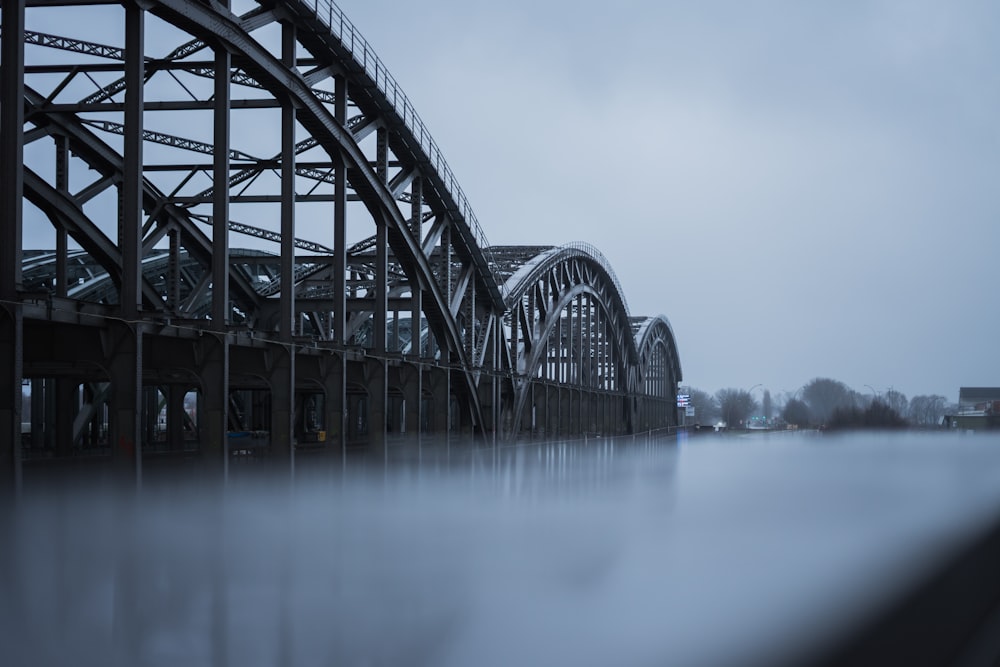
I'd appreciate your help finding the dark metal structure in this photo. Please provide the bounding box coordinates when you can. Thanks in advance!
[0,0,682,481]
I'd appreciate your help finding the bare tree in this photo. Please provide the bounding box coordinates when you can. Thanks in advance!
[883,389,908,417]
[851,390,870,407]
[716,388,758,428]
[687,388,719,425]
[801,378,855,424]
[908,395,948,426]
[782,398,811,427]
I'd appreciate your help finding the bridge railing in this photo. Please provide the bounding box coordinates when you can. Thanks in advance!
[304,0,506,297]
[562,242,631,318]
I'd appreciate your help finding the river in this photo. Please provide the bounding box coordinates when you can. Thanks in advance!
[4,430,1000,666]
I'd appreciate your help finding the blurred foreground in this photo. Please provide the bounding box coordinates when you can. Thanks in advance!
[4,431,1000,667]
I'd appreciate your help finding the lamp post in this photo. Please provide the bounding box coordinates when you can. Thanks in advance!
[864,385,878,404]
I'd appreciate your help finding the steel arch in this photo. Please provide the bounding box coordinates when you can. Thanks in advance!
[9,0,507,447]
[1,0,683,468]
[496,243,645,438]
[633,314,684,430]
[142,0,500,430]
[634,314,683,388]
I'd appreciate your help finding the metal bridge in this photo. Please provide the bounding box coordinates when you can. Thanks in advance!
[0,0,682,478]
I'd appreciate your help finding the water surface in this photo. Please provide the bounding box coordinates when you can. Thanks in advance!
[4,431,1000,666]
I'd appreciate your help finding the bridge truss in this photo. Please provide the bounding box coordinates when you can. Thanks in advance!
[0,0,681,477]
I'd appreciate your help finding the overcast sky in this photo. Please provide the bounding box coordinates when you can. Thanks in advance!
[338,0,1000,402]
[20,0,999,403]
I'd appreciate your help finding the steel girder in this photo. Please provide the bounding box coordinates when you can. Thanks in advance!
[22,88,263,314]
[150,0,499,432]
[633,315,684,428]
[144,0,495,314]
[499,244,647,436]
[5,0,684,449]
[13,0,508,436]
[634,315,683,393]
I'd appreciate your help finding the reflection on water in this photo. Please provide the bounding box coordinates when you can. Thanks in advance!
[4,432,1000,667]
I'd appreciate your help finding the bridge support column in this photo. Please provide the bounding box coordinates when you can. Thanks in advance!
[199,334,229,470]
[525,383,535,439]
[544,382,555,440]
[595,392,602,436]
[202,10,231,473]
[577,389,586,436]
[429,365,450,442]
[120,1,143,321]
[560,386,571,437]
[265,20,298,471]
[554,384,563,439]
[401,359,422,441]
[605,392,613,436]
[54,135,69,297]
[531,383,544,440]
[269,345,295,466]
[365,356,387,456]
[166,384,187,452]
[24,381,40,454]
[1,0,25,493]
[332,74,348,452]
[594,391,602,436]
[610,393,617,436]
[55,378,76,456]
[108,322,143,484]
[141,384,157,452]
[322,353,345,453]
[574,296,584,435]
[590,391,600,435]
[551,384,560,439]
[0,307,23,492]
[621,395,628,435]
[487,317,501,445]
[543,383,551,440]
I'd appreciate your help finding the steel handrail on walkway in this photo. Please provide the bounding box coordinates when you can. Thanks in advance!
[562,241,631,318]
[303,0,506,297]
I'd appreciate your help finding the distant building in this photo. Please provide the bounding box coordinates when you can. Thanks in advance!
[943,387,1000,431]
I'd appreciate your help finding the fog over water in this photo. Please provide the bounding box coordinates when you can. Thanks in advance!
[5,432,1000,667]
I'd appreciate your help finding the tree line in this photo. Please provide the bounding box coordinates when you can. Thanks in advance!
[685,378,950,430]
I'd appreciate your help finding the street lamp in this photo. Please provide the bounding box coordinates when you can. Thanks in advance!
[864,385,879,403]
